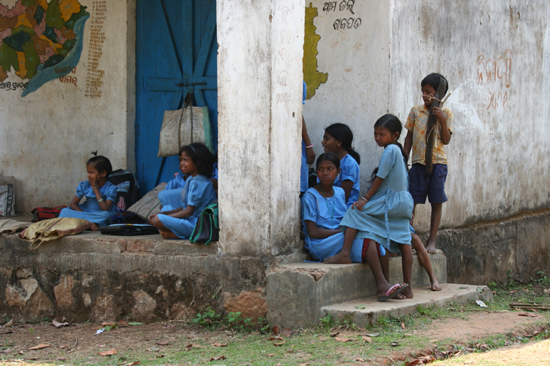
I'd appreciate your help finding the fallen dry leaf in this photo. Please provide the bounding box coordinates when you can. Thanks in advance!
[329,331,340,337]
[212,342,227,347]
[52,319,70,328]
[356,358,365,362]
[4,319,13,327]
[267,354,275,357]
[98,348,118,356]
[156,340,171,346]
[185,344,206,351]
[209,356,226,361]
[362,336,372,343]
[518,312,537,317]
[101,322,117,326]
[118,320,129,326]
[272,326,280,335]
[125,362,140,366]
[401,322,406,329]
[273,340,286,347]
[28,344,52,350]
[281,328,294,337]
[334,337,353,343]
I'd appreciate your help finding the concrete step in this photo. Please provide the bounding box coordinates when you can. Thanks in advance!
[266,251,447,328]
[322,283,493,328]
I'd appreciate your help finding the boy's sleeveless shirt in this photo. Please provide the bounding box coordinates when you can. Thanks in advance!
[405,105,453,165]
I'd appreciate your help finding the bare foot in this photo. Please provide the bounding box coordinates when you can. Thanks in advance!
[324,253,352,264]
[90,223,99,231]
[160,230,178,239]
[431,279,442,291]
[393,293,407,300]
[401,284,414,299]
[426,239,436,254]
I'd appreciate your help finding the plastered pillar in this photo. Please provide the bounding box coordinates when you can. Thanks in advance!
[217,0,304,257]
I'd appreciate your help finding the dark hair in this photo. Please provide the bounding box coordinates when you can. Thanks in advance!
[316,152,340,170]
[324,123,361,164]
[421,73,449,98]
[180,142,214,177]
[87,154,112,177]
[370,114,406,182]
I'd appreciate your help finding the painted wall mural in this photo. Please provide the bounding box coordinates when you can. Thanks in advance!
[303,2,328,100]
[0,0,89,96]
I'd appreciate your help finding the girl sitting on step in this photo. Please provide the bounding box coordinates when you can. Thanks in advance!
[301,153,364,262]
[324,114,413,301]
[149,143,217,239]
[59,154,118,230]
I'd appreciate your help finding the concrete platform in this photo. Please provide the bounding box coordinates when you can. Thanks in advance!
[322,283,493,327]
[266,252,448,328]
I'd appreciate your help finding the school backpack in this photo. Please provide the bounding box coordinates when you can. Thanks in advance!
[107,170,139,211]
[30,206,67,222]
[190,203,219,245]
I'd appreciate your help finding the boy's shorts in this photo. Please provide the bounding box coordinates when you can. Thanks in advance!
[409,163,448,204]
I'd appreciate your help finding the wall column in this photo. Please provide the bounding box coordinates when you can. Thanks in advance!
[217,0,305,257]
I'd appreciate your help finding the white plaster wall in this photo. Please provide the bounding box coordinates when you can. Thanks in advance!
[302,0,392,198]
[218,0,304,256]
[0,0,134,213]
[390,0,550,230]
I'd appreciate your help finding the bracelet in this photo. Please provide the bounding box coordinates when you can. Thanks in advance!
[361,194,371,202]
[98,198,104,203]
[361,197,368,202]
[305,143,314,149]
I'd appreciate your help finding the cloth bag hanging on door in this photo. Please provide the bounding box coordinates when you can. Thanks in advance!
[158,106,214,157]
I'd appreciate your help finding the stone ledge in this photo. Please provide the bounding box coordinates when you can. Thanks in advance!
[266,252,447,328]
[0,231,219,256]
[322,284,493,327]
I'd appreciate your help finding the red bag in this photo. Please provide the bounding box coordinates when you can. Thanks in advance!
[30,206,67,222]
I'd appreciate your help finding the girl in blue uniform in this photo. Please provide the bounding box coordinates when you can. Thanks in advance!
[59,154,118,229]
[321,123,360,207]
[149,143,217,240]
[301,153,364,262]
[325,114,414,301]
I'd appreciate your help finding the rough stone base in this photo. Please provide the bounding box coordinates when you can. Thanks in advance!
[0,232,268,323]
[425,210,550,284]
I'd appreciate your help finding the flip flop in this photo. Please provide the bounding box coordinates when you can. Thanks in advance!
[377,283,409,302]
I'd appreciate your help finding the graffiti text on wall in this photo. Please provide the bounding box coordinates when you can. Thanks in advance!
[58,67,78,87]
[476,49,512,111]
[84,0,107,99]
[323,1,362,30]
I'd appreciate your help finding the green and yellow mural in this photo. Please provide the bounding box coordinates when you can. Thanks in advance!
[303,2,328,100]
[0,0,89,96]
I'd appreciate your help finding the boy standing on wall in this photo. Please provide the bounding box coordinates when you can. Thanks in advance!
[404,73,453,254]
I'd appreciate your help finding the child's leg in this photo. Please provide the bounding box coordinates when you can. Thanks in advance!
[398,243,414,298]
[412,232,441,291]
[363,240,408,299]
[150,214,178,238]
[324,227,356,264]
[380,253,389,281]
[426,202,442,254]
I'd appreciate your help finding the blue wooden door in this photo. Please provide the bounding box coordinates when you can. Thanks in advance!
[136,0,217,195]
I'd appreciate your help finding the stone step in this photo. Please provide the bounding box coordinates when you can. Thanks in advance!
[266,251,447,328]
[321,283,493,328]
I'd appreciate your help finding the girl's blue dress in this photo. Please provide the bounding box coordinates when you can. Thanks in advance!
[335,154,360,208]
[158,173,188,208]
[59,181,118,226]
[158,175,217,239]
[301,186,363,262]
[339,144,413,253]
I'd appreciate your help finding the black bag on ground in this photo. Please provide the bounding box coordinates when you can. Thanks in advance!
[190,203,218,245]
[99,224,158,236]
[108,170,139,211]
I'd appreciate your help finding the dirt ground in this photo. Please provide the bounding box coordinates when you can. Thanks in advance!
[0,311,548,365]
